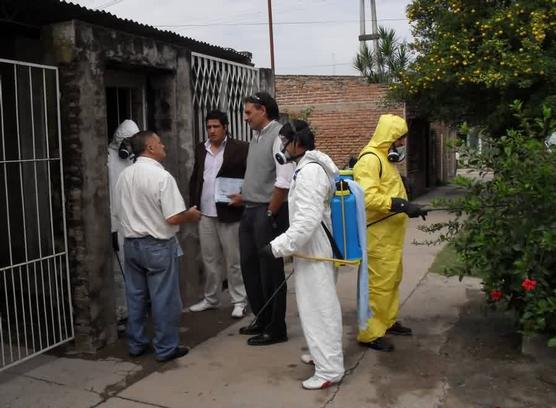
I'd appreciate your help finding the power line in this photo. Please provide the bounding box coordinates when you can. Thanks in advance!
[155,18,407,29]
[279,62,353,69]
[95,0,125,9]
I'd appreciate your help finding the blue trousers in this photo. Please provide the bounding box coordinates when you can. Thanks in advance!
[124,236,183,359]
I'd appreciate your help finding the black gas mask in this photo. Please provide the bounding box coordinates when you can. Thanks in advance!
[118,138,134,160]
[275,138,296,165]
[387,144,406,162]
[275,121,313,165]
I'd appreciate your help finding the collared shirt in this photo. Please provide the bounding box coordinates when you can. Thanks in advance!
[253,120,295,189]
[114,156,186,239]
[200,137,227,217]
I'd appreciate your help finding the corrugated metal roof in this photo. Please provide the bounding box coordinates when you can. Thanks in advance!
[2,0,253,65]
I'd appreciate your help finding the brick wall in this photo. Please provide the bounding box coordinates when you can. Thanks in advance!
[275,75,405,169]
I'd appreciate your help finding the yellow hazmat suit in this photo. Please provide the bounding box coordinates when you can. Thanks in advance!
[352,114,408,343]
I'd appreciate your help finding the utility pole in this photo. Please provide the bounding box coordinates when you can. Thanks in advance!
[358,0,381,76]
[359,0,379,46]
[267,0,275,72]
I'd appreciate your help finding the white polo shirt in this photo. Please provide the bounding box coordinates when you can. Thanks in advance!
[253,121,295,189]
[114,156,186,239]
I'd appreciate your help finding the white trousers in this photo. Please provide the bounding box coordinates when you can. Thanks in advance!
[199,215,246,305]
[113,233,127,321]
[294,258,344,381]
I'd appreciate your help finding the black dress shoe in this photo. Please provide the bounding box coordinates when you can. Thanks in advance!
[156,346,190,362]
[247,333,288,346]
[386,321,413,336]
[239,324,264,335]
[128,345,151,358]
[359,337,394,352]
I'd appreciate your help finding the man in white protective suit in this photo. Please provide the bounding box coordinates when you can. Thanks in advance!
[260,119,345,390]
[108,119,140,326]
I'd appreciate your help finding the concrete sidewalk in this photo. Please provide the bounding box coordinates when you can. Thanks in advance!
[2,185,555,408]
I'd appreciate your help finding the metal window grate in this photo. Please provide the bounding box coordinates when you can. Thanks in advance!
[191,53,259,142]
[0,59,73,371]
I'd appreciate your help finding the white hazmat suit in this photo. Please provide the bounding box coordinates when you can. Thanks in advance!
[108,119,140,322]
[270,150,345,385]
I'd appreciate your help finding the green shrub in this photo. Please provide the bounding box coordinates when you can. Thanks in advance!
[428,102,556,345]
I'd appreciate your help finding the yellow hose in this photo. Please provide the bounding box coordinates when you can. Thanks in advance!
[293,253,360,267]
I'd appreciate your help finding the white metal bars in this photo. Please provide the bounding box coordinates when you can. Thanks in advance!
[191,53,259,143]
[0,59,73,371]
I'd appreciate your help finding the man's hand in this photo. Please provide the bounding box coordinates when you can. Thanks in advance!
[227,193,244,207]
[166,206,202,225]
[258,244,275,258]
[112,231,119,252]
[391,198,428,220]
[185,206,202,222]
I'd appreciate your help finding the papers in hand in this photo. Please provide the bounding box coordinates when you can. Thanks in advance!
[214,177,243,203]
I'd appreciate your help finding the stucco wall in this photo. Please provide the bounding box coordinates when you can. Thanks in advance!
[46,20,199,351]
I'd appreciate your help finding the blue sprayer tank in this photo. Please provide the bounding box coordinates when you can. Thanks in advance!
[331,177,362,261]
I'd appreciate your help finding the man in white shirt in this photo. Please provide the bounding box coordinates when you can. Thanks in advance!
[114,130,201,362]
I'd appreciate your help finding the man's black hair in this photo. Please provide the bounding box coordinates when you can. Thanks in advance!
[279,119,315,150]
[130,130,156,157]
[244,91,280,120]
[205,110,229,127]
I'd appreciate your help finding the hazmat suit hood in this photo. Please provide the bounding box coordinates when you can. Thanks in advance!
[364,114,408,154]
[300,150,339,198]
[110,119,140,149]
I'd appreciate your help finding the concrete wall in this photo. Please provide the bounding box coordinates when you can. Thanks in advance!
[431,122,458,184]
[43,20,200,351]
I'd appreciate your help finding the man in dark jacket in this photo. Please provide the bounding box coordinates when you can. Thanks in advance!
[189,110,249,318]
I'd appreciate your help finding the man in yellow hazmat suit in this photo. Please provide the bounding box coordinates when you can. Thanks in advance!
[353,114,427,352]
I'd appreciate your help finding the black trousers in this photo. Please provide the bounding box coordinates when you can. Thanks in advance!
[239,204,289,337]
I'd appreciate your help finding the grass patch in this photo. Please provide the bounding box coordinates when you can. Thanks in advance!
[429,242,486,279]
[429,243,465,277]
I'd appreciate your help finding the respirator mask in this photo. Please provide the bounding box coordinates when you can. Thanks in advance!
[118,138,134,160]
[275,137,295,165]
[275,121,310,165]
[387,144,406,162]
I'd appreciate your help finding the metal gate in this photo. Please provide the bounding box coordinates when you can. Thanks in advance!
[191,52,260,142]
[0,59,73,371]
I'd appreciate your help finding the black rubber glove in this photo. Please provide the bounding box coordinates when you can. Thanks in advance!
[391,197,428,219]
[259,244,275,258]
[112,231,119,252]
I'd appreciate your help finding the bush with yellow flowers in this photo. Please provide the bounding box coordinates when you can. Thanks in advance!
[391,0,556,134]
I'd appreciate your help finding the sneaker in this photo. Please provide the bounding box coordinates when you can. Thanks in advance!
[301,375,341,390]
[231,304,247,319]
[300,354,314,365]
[189,299,218,312]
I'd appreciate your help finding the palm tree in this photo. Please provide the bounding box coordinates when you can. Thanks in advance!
[354,26,410,84]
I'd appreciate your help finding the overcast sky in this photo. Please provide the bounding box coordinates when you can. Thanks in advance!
[71,0,412,75]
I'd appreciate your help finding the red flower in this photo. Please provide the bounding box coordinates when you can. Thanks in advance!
[521,278,537,292]
[490,290,503,301]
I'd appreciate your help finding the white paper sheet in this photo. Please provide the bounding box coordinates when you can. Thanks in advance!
[214,177,244,203]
